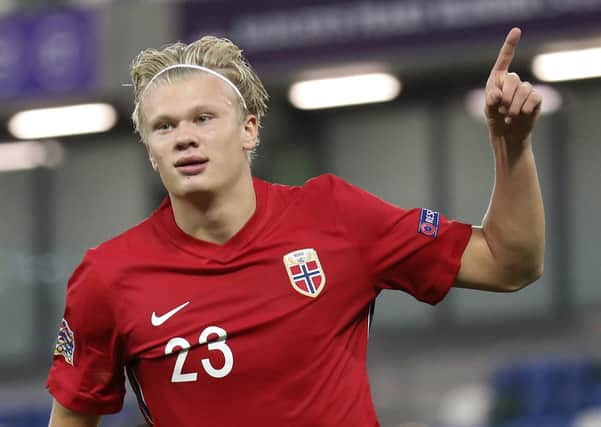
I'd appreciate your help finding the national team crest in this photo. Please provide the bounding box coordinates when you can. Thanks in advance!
[283,248,326,298]
[54,318,75,366]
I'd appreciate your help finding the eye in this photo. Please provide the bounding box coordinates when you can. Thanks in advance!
[194,114,212,124]
[153,121,174,132]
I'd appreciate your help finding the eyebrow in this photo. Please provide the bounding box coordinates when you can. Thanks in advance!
[147,114,172,127]
[147,104,220,128]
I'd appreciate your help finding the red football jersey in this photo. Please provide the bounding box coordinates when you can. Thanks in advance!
[47,174,472,426]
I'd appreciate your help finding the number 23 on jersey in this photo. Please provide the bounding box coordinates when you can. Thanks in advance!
[164,326,233,383]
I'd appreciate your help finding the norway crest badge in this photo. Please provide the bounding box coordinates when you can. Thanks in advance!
[283,248,326,298]
[54,318,75,366]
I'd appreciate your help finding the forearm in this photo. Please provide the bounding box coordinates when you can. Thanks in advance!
[48,400,101,427]
[481,134,545,285]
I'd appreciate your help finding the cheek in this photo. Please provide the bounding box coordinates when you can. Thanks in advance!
[145,144,158,161]
[212,127,241,152]
[146,143,169,171]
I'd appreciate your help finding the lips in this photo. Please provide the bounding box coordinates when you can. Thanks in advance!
[174,156,207,167]
[174,156,208,175]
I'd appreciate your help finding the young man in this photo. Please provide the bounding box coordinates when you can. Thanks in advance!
[47,27,544,426]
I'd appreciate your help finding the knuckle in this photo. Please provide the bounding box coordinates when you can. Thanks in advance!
[486,88,500,103]
[521,81,533,90]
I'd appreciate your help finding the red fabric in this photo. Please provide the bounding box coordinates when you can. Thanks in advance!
[328,175,472,304]
[46,252,125,415]
[46,174,471,426]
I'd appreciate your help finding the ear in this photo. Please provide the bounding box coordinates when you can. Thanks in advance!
[241,115,259,152]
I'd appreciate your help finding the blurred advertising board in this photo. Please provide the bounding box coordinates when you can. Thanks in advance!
[0,8,97,99]
[180,0,601,67]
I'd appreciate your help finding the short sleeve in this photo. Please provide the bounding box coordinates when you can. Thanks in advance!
[329,175,472,305]
[46,250,125,415]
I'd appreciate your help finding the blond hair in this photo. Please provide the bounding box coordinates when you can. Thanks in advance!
[130,36,269,151]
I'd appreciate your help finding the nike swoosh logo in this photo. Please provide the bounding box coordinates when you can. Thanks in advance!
[151,301,190,327]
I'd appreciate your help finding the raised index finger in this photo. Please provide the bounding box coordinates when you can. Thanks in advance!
[491,27,522,74]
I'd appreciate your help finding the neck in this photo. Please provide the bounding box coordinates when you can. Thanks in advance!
[169,173,256,245]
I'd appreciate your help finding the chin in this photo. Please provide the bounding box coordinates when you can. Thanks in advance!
[165,176,215,198]
[178,183,214,197]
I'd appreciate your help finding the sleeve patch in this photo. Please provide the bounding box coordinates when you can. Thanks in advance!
[53,318,75,366]
[417,208,440,238]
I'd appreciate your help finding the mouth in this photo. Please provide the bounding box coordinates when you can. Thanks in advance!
[174,156,209,176]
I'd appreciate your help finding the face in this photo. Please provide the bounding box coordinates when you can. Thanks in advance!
[141,73,257,198]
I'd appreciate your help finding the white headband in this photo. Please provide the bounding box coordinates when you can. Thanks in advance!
[140,64,247,110]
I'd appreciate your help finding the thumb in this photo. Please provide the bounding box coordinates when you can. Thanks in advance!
[485,85,503,118]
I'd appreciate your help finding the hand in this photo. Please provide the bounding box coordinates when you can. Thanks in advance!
[485,27,542,145]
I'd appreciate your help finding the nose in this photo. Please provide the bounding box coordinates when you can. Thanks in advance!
[173,122,199,151]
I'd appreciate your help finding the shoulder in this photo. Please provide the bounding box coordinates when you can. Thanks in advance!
[303,173,346,191]
[301,173,379,208]
[265,173,346,193]
[89,203,163,258]
[265,174,355,211]
[74,207,162,281]
[270,173,349,199]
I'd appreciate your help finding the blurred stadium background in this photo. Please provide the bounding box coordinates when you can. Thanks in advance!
[1,0,600,426]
